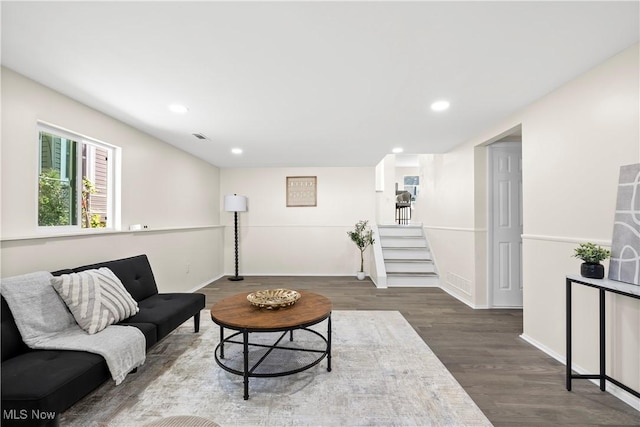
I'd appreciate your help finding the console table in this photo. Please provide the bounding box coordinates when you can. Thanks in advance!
[565,274,640,399]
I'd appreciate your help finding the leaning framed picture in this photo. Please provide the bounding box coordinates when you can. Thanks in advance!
[286,176,317,207]
[609,163,640,285]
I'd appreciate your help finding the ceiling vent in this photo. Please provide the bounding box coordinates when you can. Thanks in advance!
[192,133,208,140]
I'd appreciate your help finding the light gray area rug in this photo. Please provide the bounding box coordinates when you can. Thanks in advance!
[61,310,492,426]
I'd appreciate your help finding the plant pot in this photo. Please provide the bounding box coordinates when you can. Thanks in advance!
[356,272,365,280]
[580,262,604,279]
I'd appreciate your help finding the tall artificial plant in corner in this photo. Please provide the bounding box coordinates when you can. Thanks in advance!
[347,220,375,280]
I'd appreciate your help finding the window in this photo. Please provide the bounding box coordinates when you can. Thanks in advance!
[403,175,419,201]
[38,123,118,230]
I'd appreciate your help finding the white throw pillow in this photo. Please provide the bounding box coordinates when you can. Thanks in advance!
[51,267,139,334]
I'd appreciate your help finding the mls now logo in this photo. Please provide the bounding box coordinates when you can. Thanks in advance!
[3,409,56,421]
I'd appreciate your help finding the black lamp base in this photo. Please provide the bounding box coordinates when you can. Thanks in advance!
[229,210,244,282]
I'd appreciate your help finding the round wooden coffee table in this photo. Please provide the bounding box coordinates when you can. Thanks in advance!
[210,291,332,400]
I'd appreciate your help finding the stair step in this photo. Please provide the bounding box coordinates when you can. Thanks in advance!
[377,225,423,237]
[386,273,440,287]
[385,260,436,273]
[383,247,431,260]
[377,222,437,287]
[380,236,426,248]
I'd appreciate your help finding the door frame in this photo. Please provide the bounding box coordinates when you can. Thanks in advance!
[487,140,523,308]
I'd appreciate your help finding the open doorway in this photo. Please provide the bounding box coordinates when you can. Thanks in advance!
[488,135,523,308]
[395,154,420,224]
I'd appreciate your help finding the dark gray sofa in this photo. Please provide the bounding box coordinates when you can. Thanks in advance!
[1,254,206,426]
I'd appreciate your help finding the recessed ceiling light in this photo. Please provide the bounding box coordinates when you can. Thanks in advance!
[168,104,189,114]
[430,100,450,111]
[392,147,403,154]
[231,148,243,155]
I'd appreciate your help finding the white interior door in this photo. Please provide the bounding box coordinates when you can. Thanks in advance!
[489,142,523,307]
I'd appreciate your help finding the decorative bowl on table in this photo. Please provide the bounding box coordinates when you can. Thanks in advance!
[247,289,301,309]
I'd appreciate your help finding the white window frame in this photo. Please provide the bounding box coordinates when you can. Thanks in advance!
[37,122,121,233]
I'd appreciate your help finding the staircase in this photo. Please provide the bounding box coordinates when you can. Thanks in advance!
[378,224,439,287]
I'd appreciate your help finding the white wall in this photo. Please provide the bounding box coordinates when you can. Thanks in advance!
[375,155,397,224]
[415,44,640,407]
[1,68,223,291]
[416,145,481,305]
[520,44,639,406]
[1,228,223,293]
[220,167,376,275]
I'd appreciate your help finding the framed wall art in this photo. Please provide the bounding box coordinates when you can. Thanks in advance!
[286,176,317,207]
[609,163,640,285]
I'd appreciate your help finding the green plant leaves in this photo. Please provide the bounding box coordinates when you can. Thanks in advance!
[573,242,610,264]
[347,220,376,272]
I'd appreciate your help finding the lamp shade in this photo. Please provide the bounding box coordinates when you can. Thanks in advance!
[224,194,247,212]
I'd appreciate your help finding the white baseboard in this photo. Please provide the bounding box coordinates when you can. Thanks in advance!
[370,275,388,289]
[439,285,488,309]
[520,333,640,412]
[223,272,361,277]
[188,272,374,291]
[187,275,223,293]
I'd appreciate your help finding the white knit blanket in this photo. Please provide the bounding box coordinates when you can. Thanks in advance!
[1,271,145,385]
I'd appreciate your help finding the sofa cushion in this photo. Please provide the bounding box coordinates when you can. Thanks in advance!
[119,293,205,340]
[120,322,158,350]
[1,350,109,415]
[51,268,139,334]
[69,255,159,302]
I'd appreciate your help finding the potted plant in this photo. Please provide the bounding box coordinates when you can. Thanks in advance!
[573,242,610,279]
[347,220,375,280]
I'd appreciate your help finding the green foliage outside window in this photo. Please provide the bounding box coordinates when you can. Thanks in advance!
[38,172,105,228]
[82,177,104,228]
[90,214,104,228]
[38,169,71,226]
[38,126,113,230]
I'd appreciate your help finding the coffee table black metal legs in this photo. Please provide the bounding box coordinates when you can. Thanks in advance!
[213,314,332,400]
[243,330,249,400]
[327,315,332,372]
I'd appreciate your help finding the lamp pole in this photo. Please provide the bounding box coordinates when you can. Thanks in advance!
[224,194,247,281]
[229,209,243,281]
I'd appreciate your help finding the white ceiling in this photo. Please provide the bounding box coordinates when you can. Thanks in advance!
[2,1,638,168]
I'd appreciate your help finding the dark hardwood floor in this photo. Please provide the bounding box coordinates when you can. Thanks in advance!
[201,276,640,427]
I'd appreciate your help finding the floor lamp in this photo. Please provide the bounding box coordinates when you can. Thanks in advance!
[224,194,247,281]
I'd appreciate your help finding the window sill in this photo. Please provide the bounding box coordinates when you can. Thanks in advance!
[0,225,223,242]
